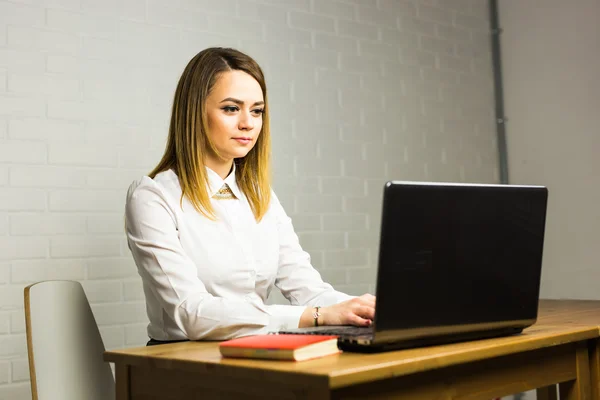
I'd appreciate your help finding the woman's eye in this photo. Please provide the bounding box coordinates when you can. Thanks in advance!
[222,106,238,113]
[251,109,264,116]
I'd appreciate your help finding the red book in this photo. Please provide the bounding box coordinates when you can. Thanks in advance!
[219,334,340,361]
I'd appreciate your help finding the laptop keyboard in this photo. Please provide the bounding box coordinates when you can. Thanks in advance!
[281,326,373,337]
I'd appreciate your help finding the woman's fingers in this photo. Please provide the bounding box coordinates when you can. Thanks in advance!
[345,304,375,326]
[321,294,377,327]
[352,304,375,321]
[348,314,372,327]
[358,293,376,308]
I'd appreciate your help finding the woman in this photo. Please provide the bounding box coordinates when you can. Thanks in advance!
[125,47,375,344]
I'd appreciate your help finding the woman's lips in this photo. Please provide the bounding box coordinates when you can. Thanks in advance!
[233,138,252,145]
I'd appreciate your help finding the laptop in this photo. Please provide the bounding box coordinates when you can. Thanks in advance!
[279,181,549,352]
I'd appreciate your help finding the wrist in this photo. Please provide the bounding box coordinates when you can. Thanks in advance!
[316,306,327,326]
[299,306,314,328]
[312,306,322,327]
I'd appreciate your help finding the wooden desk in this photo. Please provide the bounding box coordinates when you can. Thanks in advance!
[537,300,600,400]
[105,301,600,400]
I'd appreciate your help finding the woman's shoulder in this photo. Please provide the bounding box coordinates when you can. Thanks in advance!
[126,169,181,207]
[266,187,287,216]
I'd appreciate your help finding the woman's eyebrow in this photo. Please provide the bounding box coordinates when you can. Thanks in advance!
[220,97,265,106]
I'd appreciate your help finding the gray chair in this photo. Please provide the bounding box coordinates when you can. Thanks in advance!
[24,280,115,400]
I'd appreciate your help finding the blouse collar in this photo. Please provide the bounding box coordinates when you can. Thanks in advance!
[205,164,242,200]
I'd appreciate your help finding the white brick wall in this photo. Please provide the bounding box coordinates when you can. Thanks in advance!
[0,0,497,398]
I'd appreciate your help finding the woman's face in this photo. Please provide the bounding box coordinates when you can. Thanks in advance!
[204,70,264,171]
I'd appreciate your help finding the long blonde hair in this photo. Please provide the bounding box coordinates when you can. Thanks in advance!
[149,47,271,222]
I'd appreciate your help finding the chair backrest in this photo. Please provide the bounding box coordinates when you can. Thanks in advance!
[24,280,115,400]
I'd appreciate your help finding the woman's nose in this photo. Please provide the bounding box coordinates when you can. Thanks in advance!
[238,111,254,131]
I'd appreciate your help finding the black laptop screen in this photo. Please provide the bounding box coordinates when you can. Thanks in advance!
[375,182,548,331]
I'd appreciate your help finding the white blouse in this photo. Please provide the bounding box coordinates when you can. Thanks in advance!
[125,166,352,341]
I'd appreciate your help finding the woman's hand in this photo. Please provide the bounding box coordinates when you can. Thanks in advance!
[299,294,376,328]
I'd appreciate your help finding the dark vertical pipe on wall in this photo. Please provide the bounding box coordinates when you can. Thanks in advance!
[489,0,509,184]
[489,12,524,400]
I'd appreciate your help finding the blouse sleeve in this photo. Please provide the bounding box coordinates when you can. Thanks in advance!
[271,192,354,307]
[125,179,305,340]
